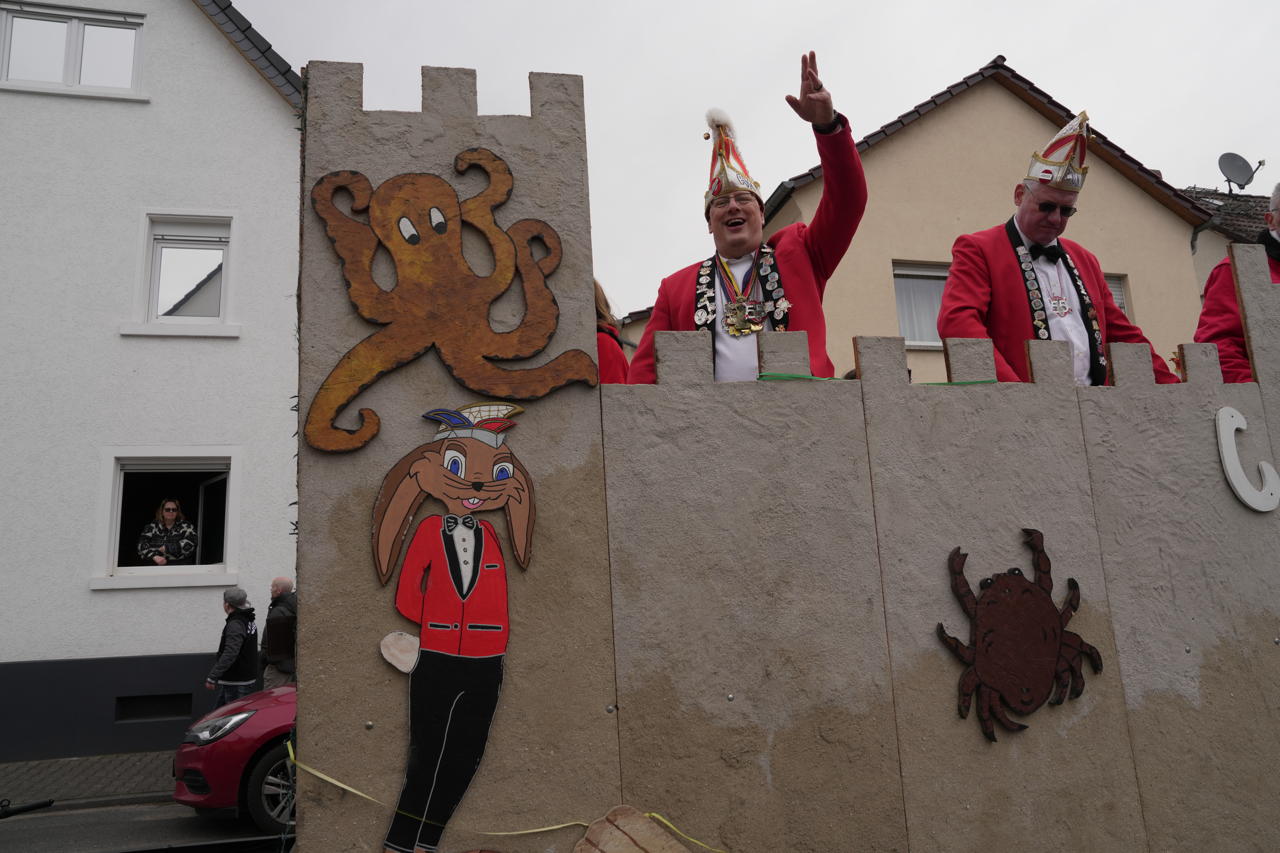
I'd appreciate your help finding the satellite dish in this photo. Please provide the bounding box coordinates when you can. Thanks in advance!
[1219,152,1263,193]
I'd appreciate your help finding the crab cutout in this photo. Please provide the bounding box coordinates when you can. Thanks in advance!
[936,528,1103,741]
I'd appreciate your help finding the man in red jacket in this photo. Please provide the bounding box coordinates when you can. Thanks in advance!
[1194,183,1280,382]
[937,112,1178,385]
[628,51,868,384]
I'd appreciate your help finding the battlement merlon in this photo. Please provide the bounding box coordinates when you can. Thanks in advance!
[1234,243,1280,388]
[301,61,584,136]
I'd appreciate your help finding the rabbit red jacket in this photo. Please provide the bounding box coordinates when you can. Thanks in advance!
[938,223,1179,384]
[628,118,867,384]
[395,515,509,658]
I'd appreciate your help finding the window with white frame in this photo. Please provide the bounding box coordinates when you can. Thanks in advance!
[93,449,240,589]
[147,216,230,323]
[894,262,949,348]
[1105,274,1129,318]
[1,3,142,95]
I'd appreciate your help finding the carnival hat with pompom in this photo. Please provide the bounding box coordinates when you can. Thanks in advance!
[704,109,762,209]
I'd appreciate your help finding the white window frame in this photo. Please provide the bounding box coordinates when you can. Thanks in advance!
[91,445,241,590]
[120,211,241,338]
[893,261,949,350]
[1105,274,1130,319]
[0,2,147,101]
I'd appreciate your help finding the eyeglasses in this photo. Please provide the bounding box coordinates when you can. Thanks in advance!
[163,507,178,512]
[710,192,757,210]
[1036,200,1078,218]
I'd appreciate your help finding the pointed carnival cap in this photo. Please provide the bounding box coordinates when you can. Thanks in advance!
[422,402,523,448]
[1028,111,1090,192]
[704,108,762,209]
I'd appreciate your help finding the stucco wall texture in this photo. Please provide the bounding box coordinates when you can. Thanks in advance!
[299,64,1280,852]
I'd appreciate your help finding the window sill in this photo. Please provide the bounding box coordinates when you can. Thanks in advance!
[119,323,241,338]
[91,571,239,590]
[905,341,944,351]
[0,81,149,102]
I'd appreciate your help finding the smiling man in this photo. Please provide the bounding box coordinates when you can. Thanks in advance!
[628,51,867,383]
[938,112,1178,385]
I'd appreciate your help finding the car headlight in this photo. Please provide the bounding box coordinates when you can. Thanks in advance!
[183,710,256,745]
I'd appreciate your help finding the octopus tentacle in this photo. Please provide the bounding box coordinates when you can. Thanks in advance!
[311,171,399,323]
[478,218,565,360]
[436,345,597,401]
[304,327,435,453]
[456,148,516,288]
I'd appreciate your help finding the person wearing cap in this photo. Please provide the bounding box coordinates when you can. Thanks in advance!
[937,113,1178,385]
[205,587,259,707]
[628,51,868,384]
[1193,182,1280,382]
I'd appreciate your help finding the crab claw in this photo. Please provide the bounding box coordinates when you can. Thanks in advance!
[1022,528,1044,549]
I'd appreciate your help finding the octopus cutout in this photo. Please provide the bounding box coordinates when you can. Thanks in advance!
[936,529,1103,741]
[306,148,598,453]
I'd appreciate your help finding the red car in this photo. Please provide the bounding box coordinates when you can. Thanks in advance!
[173,684,296,834]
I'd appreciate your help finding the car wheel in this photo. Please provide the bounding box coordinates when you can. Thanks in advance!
[245,741,295,835]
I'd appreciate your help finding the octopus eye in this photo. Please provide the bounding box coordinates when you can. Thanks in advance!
[397,216,420,245]
[493,462,513,481]
[443,449,465,477]
[1008,568,1023,576]
[429,207,447,235]
[979,578,993,590]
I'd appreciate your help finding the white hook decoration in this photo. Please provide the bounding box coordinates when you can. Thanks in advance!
[1216,407,1280,512]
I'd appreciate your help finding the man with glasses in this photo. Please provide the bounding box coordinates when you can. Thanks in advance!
[628,51,867,383]
[938,112,1177,384]
[1194,182,1280,382]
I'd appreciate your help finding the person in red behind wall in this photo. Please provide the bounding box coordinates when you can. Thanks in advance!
[628,51,868,384]
[1194,182,1280,383]
[937,111,1178,385]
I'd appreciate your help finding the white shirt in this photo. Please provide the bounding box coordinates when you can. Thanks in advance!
[449,520,477,591]
[713,253,769,382]
[1013,223,1091,385]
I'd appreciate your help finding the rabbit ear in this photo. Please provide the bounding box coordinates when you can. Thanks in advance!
[371,442,435,585]
[503,453,535,569]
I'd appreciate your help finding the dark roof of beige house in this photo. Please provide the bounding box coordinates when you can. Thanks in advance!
[1181,186,1271,243]
[764,55,1214,228]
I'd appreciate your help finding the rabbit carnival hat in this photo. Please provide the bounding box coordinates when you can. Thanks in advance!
[704,108,762,210]
[1028,111,1090,192]
[422,403,524,448]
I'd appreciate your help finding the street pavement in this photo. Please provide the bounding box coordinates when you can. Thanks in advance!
[0,750,172,807]
[0,801,291,852]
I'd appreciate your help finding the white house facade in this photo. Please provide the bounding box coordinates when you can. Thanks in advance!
[0,0,299,760]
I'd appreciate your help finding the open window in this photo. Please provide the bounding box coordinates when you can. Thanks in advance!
[1,3,144,97]
[94,448,239,589]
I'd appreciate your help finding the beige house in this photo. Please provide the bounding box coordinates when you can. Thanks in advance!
[625,56,1219,383]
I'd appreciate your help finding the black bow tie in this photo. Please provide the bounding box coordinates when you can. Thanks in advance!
[1029,243,1065,263]
[444,514,476,533]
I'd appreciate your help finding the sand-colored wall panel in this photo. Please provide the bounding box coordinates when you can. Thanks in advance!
[602,380,907,852]
[857,336,1147,852]
[1079,371,1280,851]
[296,61,617,852]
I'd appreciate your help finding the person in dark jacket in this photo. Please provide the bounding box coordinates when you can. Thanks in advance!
[137,498,198,565]
[206,587,258,707]
[261,577,297,689]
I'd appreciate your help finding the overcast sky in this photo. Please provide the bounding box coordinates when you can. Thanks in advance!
[235,0,1278,315]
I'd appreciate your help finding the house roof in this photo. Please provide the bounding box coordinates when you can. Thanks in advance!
[763,55,1214,228]
[191,0,303,111]
[1181,186,1270,243]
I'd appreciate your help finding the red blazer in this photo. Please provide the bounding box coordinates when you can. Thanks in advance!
[937,224,1179,384]
[395,515,508,658]
[1193,253,1280,383]
[628,119,867,384]
[596,326,629,384]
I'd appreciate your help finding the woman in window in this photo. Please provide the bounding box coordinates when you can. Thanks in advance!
[137,498,198,566]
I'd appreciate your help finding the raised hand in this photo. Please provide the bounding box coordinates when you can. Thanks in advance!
[784,51,836,127]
